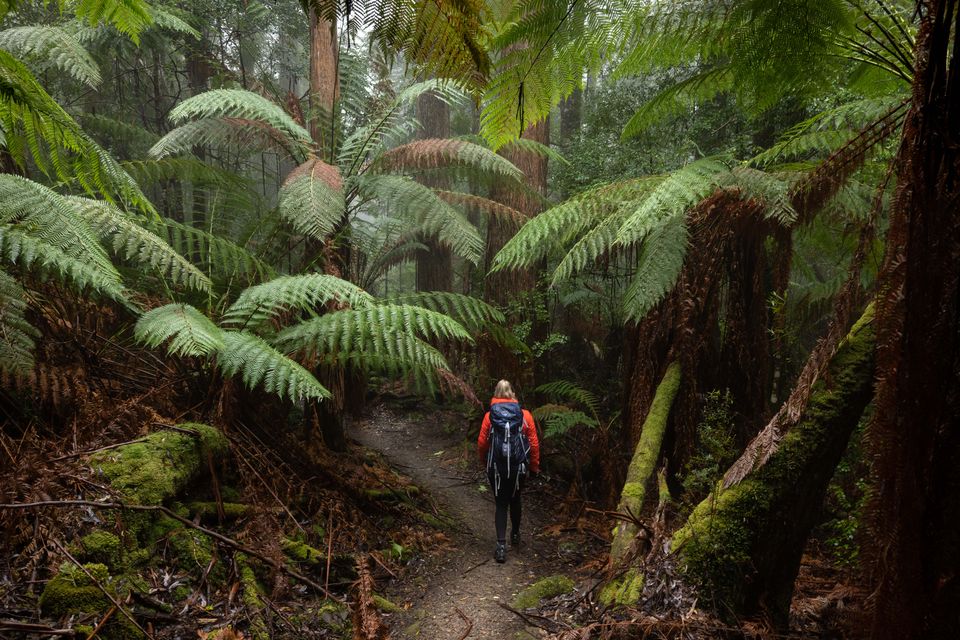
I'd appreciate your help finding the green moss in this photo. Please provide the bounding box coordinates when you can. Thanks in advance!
[39,563,144,640]
[237,554,269,640]
[373,594,401,613]
[671,305,876,621]
[78,531,123,569]
[89,423,228,505]
[188,501,250,521]
[282,538,324,565]
[610,362,682,564]
[317,599,352,639]
[363,485,419,503]
[598,568,644,607]
[512,575,575,609]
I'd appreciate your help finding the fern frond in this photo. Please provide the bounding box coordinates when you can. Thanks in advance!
[533,405,598,438]
[149,118,307,161]
[66,197,211,292]
[434,191,527,227]
[616,157,731,246]
[0,25,101,87]
[621,66,733,139]
[154,89,312,160]
[622,215,688,323]
[135,303,224,357]
[279,157,345,242]
[382,292,505,333]
[147,4,200,38]
[0,269,38,375]
[81,114,160,153]
[534,380,600,417]
[0,175,119,283]
[354,174,483,264]
[0,225,131,305]
[223,273,373,328]
[218,330,330,402]
[371,138,523,183]
[727,167,796,224]
[73,0,154,42]
[149,217,275,281]
[550,208,631,285]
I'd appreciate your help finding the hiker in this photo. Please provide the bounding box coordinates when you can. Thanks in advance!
[477,379,540,563]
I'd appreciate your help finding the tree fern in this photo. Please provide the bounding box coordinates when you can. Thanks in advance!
[535,380,601,418]
[550,208,632,285]
[279,158,345,242]
[66,197,211,292]
[0,225,131,306]
[620,66,733,140]
[622,215,688,322]
[0,269,38,375]
[72,0,154,42]
[0,25,101,87]
[371,138,524,183]
[218,330,330,402]
[149,118,308,162]
[149,217,275,282]
[135,303,225,357]
[382,292,505,333]
[434,191,528,228]
[223,273,373,328]
[533,404,598,439]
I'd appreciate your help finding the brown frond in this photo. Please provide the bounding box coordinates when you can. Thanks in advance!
[374,138,468,173]
[351,555,388,640]
[435,190,528,227]
[285,156,343,191]
[1,363,88,411]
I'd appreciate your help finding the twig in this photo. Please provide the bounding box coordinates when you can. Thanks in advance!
[325,509,335,596]
[454,606,473,640]
[4,500,345,604]
[85,605,117,640]
[461,558,490,575]
[0,622,74,636]
[49,539,153,639]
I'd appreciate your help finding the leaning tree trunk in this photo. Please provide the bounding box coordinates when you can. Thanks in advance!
[670,304,876,627]
[415,90,453,292]
[865,2,960,638]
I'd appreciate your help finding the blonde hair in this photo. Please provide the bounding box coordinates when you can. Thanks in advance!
[493,379,516,399]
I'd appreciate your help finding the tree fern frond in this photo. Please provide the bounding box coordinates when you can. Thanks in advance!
[621,66,733,139]
[535,380,600,417]
[218,330,330,402]
[382,292,505,333]
[533,404,598,438]
[73,0,154,42]
[149,118,307,161]
[354,174,483,264]
[727,167,796,224]
[80,113,159,152]
[616,157,731,247]
[622,215,688,323]
[149,217,275,281]
[550,207,631,285]
[147,4,200,38]
[66,197,211,292]
[0,25,101,87]
[0,175,118,282]
[434,191,528,227]
[135,303,224,357]
[279,157,344,242]
[223,273,373,328]
[0,269,38,375]
[371,138,523,182]
[0,225,131,305]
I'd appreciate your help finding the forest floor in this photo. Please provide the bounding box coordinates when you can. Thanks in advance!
[354,403,592,640]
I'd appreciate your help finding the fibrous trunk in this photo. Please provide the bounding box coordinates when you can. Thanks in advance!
[415,90,453,292]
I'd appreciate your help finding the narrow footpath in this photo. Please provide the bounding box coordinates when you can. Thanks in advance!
[353,404,579,639]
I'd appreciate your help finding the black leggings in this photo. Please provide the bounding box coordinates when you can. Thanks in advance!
[489,471,525,545]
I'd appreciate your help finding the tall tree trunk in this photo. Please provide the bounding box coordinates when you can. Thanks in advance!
[559,87,582,146]
[415,91,453,292]
[308,11,339,157]
[672,305,876,626]
[866,2,960,637]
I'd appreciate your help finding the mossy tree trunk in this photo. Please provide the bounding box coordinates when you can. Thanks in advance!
[609,361,681,566]
[671,305,876,627]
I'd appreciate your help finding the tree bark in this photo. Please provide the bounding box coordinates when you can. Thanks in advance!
[866,2,960,637]
[559,87,582,146]
[415,91,453,292]
[671,304,876,626]
[308,11,339,155]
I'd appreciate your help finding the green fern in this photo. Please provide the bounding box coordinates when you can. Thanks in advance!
[0,25,101,87]
[622,215,688,322]
[382,292,505,333]
[223,273,373,328]
[150,217,275,282]
[279,158,345,242]
[65,197,211,292]
[0,269,38,375]
[218,330,330,402]
[620,66,733,140]
[73,0,154,42]
[535,380,601,418]
[135,303,225,357]
[533,404,598,439]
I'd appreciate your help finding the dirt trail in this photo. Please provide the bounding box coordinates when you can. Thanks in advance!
[354,404,577,639]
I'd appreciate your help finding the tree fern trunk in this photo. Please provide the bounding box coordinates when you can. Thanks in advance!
[415,90,453,293]
[866,2,960,637]
[672,305,875,627]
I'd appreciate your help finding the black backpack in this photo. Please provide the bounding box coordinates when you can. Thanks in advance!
[486,401,531,485]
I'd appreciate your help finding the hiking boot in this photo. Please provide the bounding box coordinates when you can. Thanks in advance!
[510,530,521,548]
[494,543,506,563]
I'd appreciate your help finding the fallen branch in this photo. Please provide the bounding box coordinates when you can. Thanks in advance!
[0,622,74,636]
[2,500,344,603]
[454,606,473,640]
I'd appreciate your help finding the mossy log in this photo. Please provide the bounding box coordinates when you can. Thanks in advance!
[89,423,229,505]
[609,362,681,565]
[671,305,875,626]
[512,575,576,609]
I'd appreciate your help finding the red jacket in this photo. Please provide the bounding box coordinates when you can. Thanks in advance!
[478,397,540,473]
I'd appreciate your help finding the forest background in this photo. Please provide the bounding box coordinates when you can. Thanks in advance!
[0,1,956,639]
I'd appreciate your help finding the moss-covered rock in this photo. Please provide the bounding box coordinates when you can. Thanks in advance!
[39,563,144,640]
[598,568,644,607]
[78,531,123,569]
[89,423,228,505]
[512,575,575,609]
